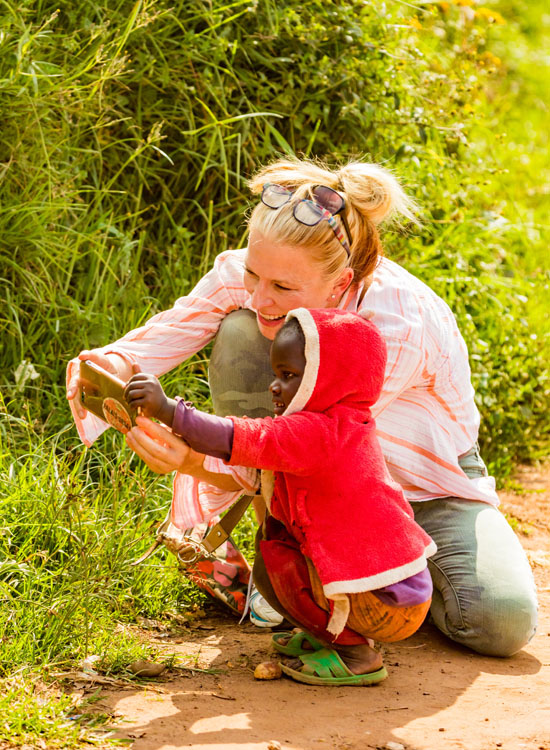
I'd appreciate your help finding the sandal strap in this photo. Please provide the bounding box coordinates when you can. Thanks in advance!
[299,648,352,679]
[272,631,323,655]
[286,632,323,652]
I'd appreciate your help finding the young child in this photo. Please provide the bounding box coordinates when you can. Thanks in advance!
[125,308,436,686]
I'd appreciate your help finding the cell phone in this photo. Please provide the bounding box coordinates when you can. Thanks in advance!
[79,360,138,433]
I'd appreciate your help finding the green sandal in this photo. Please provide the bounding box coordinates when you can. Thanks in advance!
[280,647,388,686]
[271,631,324,656]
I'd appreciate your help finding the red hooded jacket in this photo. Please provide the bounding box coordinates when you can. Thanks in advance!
[229,308,436,604]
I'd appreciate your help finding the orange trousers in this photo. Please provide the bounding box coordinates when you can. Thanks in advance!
[254,516,430,646]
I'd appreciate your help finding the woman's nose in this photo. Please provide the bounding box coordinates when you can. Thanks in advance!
[250,282,274,310]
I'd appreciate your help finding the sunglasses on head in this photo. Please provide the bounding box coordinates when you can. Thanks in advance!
[261,183,352,257]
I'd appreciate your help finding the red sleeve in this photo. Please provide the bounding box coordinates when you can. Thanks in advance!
[228,413,335,476]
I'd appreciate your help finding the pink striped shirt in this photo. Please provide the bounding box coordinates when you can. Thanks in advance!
[68,249,498,528]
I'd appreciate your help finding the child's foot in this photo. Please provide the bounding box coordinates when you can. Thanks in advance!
[278,632,382,675]
[332,642,383,675]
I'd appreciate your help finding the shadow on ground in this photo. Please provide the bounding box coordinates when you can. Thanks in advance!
[95,609,548,750]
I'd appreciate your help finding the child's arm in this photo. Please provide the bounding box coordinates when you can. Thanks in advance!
[228,412,336,476]
[125,376,333,473]
[171,400,234,460]
[125,376,234,461]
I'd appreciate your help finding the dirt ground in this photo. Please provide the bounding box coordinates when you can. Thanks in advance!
[96,465,550,750]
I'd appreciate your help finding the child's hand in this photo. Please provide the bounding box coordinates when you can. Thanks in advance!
[124,373,169,421]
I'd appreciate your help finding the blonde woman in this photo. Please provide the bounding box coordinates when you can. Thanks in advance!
[67,158,537,668]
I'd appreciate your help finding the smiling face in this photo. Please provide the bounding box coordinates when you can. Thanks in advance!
[245,229,353,340]
[269,322,306,416]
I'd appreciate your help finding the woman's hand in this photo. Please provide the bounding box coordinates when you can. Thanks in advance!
[126,416,242,491]
[125,416,198,475]
[66,350,134,420]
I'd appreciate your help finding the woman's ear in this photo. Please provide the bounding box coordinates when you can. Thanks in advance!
[331,267,354,300]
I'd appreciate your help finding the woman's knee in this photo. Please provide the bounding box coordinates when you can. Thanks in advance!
[209,309,273,417]
[478,590,538,656]
[431,580,538,657]
[415,498,538,657]
[214,309,260,348]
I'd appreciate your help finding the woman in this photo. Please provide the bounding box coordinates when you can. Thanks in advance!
[67,158,537,659]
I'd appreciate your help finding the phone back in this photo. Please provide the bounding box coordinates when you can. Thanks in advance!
[80,360,137,433]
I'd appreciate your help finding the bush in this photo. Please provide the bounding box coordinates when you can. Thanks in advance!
[1,0,548,470]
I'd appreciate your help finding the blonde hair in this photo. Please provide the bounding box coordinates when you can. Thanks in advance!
[247,157,419,283]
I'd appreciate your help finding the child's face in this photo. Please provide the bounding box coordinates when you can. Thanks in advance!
[269,328,306,415]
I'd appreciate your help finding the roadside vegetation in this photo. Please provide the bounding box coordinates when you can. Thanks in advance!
[0,0,548,745]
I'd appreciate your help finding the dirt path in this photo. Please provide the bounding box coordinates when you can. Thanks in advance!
[98,466,550,750]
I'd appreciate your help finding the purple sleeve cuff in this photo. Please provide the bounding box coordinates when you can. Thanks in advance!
[373,567,432,607]
[172,400,234,461]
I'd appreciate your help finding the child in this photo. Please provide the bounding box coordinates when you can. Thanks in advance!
[125,308,436,686]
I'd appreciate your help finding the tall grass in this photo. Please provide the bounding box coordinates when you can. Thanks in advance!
[1,0,548,463]
[0,399,195,669]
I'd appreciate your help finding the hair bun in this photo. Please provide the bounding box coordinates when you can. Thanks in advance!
[338,162,418,225]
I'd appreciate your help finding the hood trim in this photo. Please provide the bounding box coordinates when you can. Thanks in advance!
[282,308,319,416]
[323,540,438,596]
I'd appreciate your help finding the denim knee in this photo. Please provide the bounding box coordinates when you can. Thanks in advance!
[472,588,536,657]
[415,498,539,658]
[209,309,273,418]
[436,583,538,657]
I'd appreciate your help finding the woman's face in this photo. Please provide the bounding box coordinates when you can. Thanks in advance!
[245,229,352,340]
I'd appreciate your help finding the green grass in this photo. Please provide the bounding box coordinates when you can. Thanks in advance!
[0,405,202,671]
[0,0,549,744]
[476,1,550,335]
[0,680,105,749]
[0,400,204,745]
[1,0,548,463]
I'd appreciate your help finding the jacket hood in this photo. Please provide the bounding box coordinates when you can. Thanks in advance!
[283,308,387,417]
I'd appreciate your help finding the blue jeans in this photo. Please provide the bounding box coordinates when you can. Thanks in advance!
[209,310,538,657]
[411,446,537,656]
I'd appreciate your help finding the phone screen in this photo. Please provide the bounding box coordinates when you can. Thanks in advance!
[79,360,137,433]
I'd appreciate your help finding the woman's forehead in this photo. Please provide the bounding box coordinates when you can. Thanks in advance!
[246,231,320,284]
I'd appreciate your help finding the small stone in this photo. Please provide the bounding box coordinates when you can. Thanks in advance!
[136,617,164,631]
[128,660,166,678]
[439,728,445,732]
[385,742,406,750]
[267,742,281,750]
[254,661,282,680]
[80,655,101,674]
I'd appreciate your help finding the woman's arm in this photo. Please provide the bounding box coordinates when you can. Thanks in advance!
[66,249,249,443]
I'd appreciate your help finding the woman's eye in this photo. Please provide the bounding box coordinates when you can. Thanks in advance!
[283,371,295,379]
[274,283,293,291]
